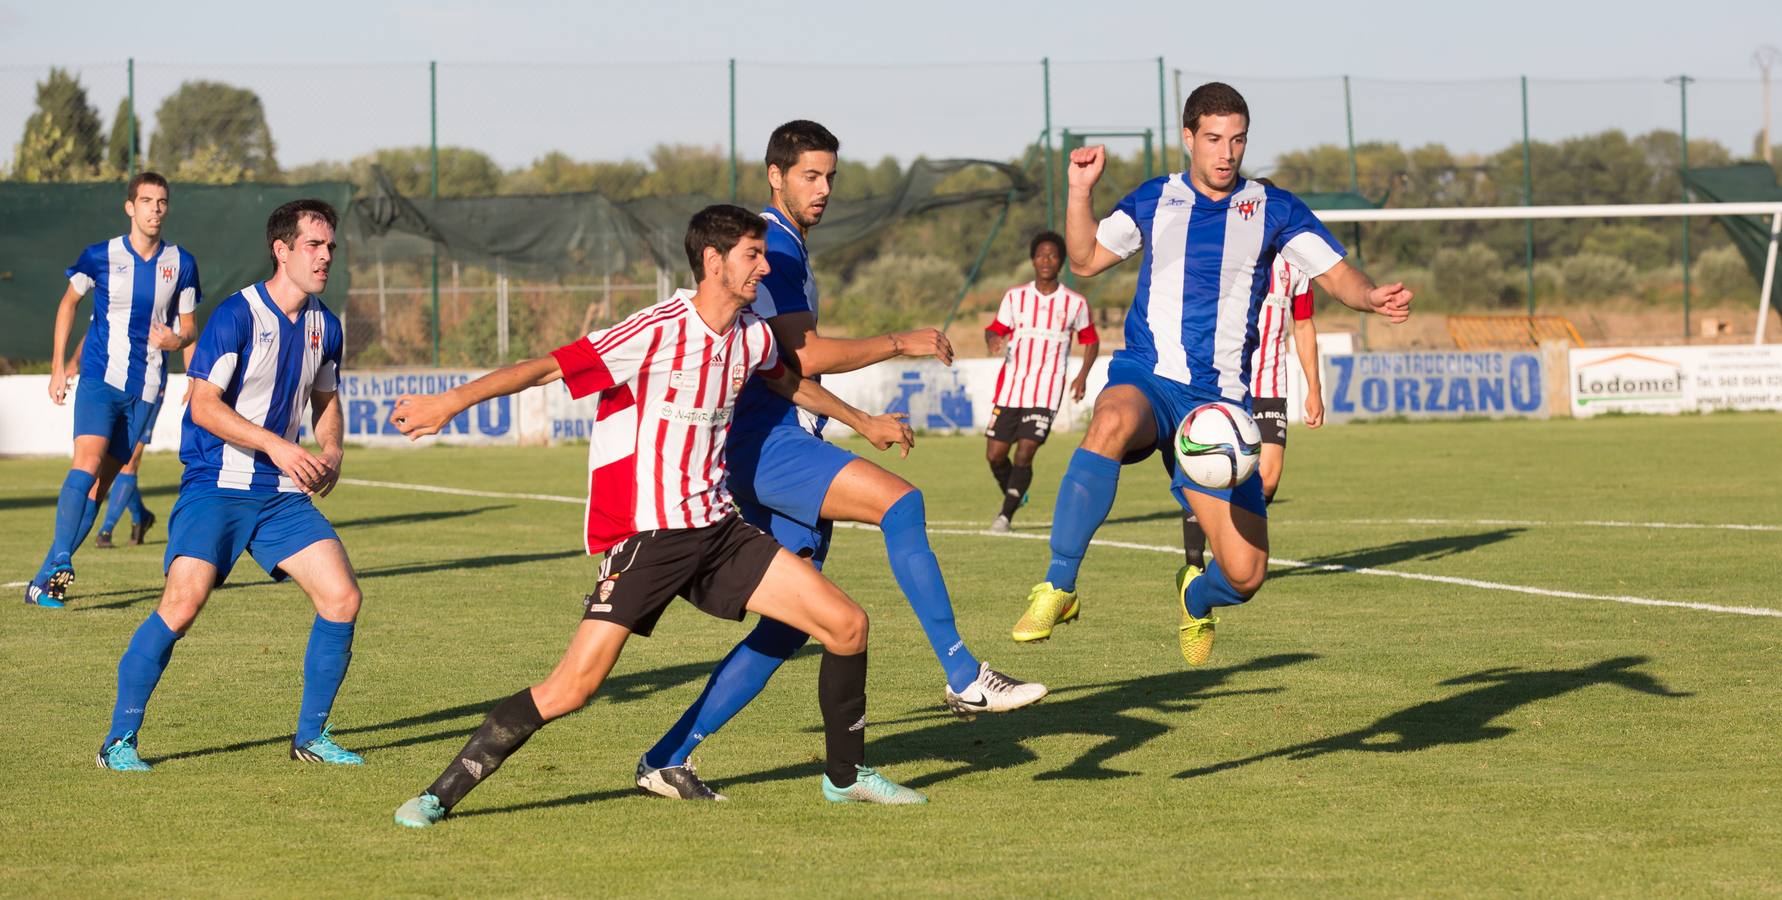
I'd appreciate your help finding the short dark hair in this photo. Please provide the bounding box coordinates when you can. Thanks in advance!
[126,171,168,202]
[266,199,339,271]
[1029,230,1065,259]
[1182,81,1249,132]
[684,204,767,280]
[765,120,839,174]
[1252,176,1276,189]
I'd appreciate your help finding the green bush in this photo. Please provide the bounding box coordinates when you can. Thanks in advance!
[1555,253,1638,302]
[828,253,963,335]
[1691,245,1757,302]
[1431,242,1515,309]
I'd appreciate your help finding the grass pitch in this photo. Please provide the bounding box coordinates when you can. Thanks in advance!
[3,414,1779,896]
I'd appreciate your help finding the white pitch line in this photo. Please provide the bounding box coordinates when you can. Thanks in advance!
[929,517,1782,533]
[3,581,25,588]
[339,477,1782,620]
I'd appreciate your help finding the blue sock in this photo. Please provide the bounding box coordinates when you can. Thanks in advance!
[41,469,97,577]
[128,477,149,522]
[105,613,181,746]
[1043,449,1122,593]
[1184,558,1252,619]
[295,616,356,745]
[72,495,101,553]
[645,618,809,768]
[881,491,980,692]
[102,474,136,534]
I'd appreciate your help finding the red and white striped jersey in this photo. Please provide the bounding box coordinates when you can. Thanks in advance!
[1248,257,1315,400]
[987,282,1097,411]
[551,290,785,554]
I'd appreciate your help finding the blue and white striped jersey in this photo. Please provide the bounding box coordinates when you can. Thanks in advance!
[733,205,825,435]
[66,236,202,402]
[180,283,343,493]
[1096,176,1344,401]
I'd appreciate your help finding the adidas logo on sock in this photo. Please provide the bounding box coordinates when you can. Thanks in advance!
[849,716,866,733]
[461,758,485,779]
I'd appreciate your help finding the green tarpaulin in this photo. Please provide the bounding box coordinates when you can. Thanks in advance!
[1681,163,1782,306]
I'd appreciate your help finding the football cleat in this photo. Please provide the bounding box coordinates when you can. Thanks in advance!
[95,531,116,549]
[1011,582,1078,642]
[1175,565,1218,666]
[291,725,363,765]
[636,755,727,801]
[45,560,75,603]
[945,662,1047,717]
[988,515,1012,534]
[24,579,64,609]
[394,793,446,829]
[130,510,157,547]
[1175,564,1200,612]
[822,766,926,805]
[97,732,152,772]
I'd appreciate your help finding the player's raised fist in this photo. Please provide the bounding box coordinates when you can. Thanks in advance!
[1067,145,1107,191]
[1368,282,1413,324]
[389,393,458,439]
[893,328,955,366]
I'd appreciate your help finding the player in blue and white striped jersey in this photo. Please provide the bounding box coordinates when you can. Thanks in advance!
[26,172,200,608]
[96,199,365,772]
[1012,82,1413,664]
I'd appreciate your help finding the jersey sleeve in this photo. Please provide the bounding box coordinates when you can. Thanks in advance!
[753,320,786,379]
[986,290,1016,337]
[752,227,811,319]
[1095,187,1146,260]
[1272,192,1346,278]
[1072,295,1099,344]
[176,250,203,314]
[1289,267,1315,321]
[313,314,344,393]
[552,318,656,400]
[65,244,101,296]
[188,300,248,388]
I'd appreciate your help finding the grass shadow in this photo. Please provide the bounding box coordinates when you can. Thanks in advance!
[332,504,512,531]
[1271,528,1525,578]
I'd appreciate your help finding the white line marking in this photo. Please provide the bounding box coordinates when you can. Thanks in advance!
[3,581,25,588]
[340,477,1782,620]
[931,517,1782,533]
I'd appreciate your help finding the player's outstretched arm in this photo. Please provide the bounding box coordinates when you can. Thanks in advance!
[189,379,331,492]
[391,355,563,439]
[767,310,953,377]
[763,366,915,458]
[1292,318,1325,428]
[308,389,345,496]
[48,285,84,405]
[1312,260,1413,324]
[1065,145,1126,278]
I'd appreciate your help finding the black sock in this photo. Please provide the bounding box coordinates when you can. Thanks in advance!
[1264,488,1276,506]
[999,465,1033,520]
[1183,514,1205,569]
[426,688,546,810]
[818,650,867,787]
[989,457,1013,493]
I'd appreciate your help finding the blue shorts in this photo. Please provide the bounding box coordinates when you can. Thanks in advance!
[164,481,339,585]
[726,422,856,567]
[133,390,166,447]
[72,378,157,464]
[1105,354,1268,519]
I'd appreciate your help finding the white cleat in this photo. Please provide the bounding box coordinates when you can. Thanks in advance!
[988,515,1012,534]
[945,662,1048,717]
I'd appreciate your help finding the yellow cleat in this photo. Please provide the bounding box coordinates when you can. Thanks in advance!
[1175,565,1217,666]
[1012,582,1078,642]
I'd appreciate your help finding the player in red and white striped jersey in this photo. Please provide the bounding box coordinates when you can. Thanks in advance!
[984,231,1098,532]
[385,207,930,826]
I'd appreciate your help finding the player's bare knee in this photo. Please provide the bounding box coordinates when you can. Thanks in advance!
[1223,555,1268,596]
[823,603,869,655]
[315,584,361,623]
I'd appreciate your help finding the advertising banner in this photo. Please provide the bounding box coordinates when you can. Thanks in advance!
[1323,351,1547,422]
[1568,345,1782,417]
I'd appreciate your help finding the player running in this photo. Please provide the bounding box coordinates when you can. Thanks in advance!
[1181,176,1324,568]
[1011,82,1411,664]
[26,172,200,608]
[984,230,1098,533]
[389,206,927,828]
[96,200,363,771]
[634,121,1045,803]
[61,332,189,550]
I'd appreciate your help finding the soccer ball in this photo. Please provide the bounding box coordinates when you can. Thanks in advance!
[1174,402,1262,490]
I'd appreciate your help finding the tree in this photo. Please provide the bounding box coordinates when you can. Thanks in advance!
[11,67,104,181]
[105,98,140,178]
[149,81,278,181]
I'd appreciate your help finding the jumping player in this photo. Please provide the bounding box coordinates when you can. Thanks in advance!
[634,121,1046,803]
[389,206,927,828]
[96,199,363,771]
[27,172,199,607]
[1011,82,1411,664]
[1181,177,1324,568]
[984,230,1098,533]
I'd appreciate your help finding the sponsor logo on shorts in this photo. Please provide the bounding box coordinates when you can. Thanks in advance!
[598,577,617,602]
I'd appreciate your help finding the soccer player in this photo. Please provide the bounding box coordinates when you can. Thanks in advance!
[389,206,927,828]
[1181,177,1324,568]
[26,172,200,608]
[984,230,1098,533]
[634,121,1045,802]
[61,333,188,549]
[1011,82,1411,664]
[96,199,363,771]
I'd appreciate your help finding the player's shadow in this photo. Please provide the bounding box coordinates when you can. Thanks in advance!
[154,655,738,764]
[0,482,178,512]
[1270,527,1524,578]
[331,504,511,531]
[353,548,586,581]
[1102,508,1187,527]
[1175,656,1687,779]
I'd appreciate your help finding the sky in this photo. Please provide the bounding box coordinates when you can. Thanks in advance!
[2,0,1779,173]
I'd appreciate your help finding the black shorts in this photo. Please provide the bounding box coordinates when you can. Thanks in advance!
[583,514,782,637]
[1252,397,1288,446]
[985,405,1057,444]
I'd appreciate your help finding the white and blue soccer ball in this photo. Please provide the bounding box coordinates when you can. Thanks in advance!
[1174,402,1262,490]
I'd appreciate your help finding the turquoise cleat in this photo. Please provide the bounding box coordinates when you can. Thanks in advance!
[24,578,65,608]
[291,725,363,765]
[394,793,446,829]
[822,766,927,805]
[97,732,152,772]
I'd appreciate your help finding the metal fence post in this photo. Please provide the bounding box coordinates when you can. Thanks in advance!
[1675,74,1694,340]
[1156,57,1167,176]
[126,59,135,178]
[728,59,737,203]
[430,60,441,366]
[1521,76,1536,314]
[1043,57,1054,232]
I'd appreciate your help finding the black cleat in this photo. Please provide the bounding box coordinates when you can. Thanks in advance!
[636,755,727,801]
[95,531,115,549]
[129,510,157,546]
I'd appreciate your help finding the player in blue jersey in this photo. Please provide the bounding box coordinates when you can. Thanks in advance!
[96,199,364,771]
[633,120,1047,802]
[61,333,190,550]
[1011,82,1413,664]
[26,172,200,608]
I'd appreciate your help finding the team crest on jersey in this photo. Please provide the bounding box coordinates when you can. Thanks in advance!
[160,266,175,283]
[1234,199,1261,220]
[730,362,747,392]
[309,330,322,350]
